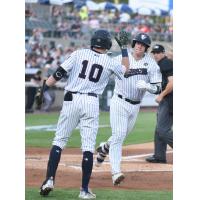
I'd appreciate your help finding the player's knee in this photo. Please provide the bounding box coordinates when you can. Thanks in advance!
[52,137,67,149]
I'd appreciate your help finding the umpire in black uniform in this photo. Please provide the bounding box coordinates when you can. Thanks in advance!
[146,44,173,163]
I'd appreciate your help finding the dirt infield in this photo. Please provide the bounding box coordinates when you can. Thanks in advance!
[25,142,173,190]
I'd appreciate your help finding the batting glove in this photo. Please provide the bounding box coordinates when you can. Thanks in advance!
[114,30,130,49]
[136,80,148,91]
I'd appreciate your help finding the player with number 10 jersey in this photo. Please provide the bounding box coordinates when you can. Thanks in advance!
[61,49,126,94]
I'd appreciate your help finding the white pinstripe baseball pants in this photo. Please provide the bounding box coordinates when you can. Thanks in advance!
[52,93,99,153]
[108,94,140,174]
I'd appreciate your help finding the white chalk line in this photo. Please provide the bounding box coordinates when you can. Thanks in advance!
[122,150,173,161]
[58,150,173,172]
[62,165,172,173]
[25,124,110,132]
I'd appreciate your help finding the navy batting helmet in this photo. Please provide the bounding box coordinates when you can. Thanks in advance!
[91,29,112,50]
[132,33,151,49]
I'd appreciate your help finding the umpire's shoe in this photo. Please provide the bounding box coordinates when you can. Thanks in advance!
[40,177,54,196]
[112,172,125,186]
[95,142,109,167]
[146,155,167,163]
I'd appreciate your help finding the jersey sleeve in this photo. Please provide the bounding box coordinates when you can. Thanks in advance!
[161,60,173,77]
[60,51,77,73]
[111,59,126,80]
[148,61,162,83]
[113,54,122,63]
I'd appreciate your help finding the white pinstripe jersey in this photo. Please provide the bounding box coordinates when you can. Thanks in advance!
[114,52,162,101]
[60,49,126,95]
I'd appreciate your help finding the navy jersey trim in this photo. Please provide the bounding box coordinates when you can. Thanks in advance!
[124,68,147,78]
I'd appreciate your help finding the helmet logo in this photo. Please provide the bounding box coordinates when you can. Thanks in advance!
[141,34,147,40]
[154,45,159,49]
[97,38,101,42]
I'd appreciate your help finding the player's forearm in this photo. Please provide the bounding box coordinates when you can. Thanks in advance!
[46,66,67,88]
[121,56,130,72]
[160,81,173,98]
[121,47,130,71]
[46,75,57,87]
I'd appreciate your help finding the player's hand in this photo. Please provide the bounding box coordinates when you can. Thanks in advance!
[155,94,164,103]
[136,80,148,91]
[114,30,130,49]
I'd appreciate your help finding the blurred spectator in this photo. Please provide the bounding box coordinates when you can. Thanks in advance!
[25,5,33,18]
[51,5,63,25]
[25,70,42,113]
[28,28,44,46]
[70,20,82,38]
[119,13,131,23]
[89,15,100,29]
[57,21,69,38]
[98,11,110,23]
[139,24,151,33]
[79,6,88,21]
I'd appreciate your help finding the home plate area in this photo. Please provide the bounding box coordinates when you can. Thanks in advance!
[25,143,173,190]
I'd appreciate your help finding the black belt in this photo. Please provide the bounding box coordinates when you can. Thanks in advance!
[117,95,140,105]
[70,91,97,97]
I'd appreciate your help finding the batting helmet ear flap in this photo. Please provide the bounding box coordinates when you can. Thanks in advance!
[108,40,112,49]
[131,40,136,48]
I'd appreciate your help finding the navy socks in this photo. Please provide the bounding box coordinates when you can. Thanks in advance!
[45,147,93,192]
[81,151,93,192]
[46,145,62,180]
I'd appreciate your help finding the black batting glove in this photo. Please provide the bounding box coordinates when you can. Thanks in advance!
[114,30,130,49]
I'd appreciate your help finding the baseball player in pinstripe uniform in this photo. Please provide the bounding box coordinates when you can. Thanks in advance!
[96,33,162,186]
[38,30,130,199]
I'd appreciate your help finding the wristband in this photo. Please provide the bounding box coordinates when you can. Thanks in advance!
[121,48,128,57]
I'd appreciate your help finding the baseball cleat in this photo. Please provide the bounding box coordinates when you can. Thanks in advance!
[146,155,167,163]
[112,172,125,186]
[39,177,54,196]
[95,142,109,167]
[79,188,96,199]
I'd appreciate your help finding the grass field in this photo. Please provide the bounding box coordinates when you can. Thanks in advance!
[25,111,157,148]
[26,188,172,200]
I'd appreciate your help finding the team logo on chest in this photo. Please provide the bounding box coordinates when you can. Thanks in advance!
[144,63,148,66]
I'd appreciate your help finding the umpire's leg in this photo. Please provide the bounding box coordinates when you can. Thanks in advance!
[154,98,173,160]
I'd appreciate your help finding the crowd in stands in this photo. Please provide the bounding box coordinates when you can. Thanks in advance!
[25,28,81,70]
[25,4,173,43]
